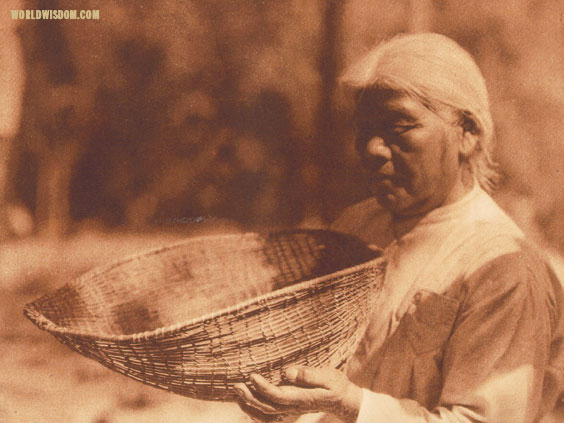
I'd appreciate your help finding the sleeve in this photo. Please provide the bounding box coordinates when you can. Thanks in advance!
[355,250,560,423]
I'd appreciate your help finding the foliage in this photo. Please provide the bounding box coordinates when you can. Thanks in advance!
[7,0,564,251]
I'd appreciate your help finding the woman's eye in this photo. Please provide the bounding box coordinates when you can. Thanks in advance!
[389,124,418,135]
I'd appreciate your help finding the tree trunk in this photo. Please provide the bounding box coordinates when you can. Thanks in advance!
[305,0,345,224]
[18,0,78,238]
[408,0,434,32]
[35,143,77,238]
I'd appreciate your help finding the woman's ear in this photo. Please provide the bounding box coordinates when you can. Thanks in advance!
[459,130,479,158]
[458,111,480,158]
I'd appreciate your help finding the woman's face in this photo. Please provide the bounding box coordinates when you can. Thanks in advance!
[354,89,464,218]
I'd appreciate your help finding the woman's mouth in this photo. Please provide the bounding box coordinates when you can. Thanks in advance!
[375,173,404,187]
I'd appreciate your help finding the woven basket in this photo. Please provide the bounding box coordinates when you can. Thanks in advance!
[24,229,385,401]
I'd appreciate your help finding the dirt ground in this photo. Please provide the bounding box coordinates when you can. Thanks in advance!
[0,229,251,423]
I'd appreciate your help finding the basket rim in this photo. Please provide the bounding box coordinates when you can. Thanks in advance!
[23,230,385,343]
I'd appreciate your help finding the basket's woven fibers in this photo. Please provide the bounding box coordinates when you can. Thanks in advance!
[24,230,385,401]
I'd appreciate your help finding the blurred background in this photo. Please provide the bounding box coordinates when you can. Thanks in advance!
[1,0,563,422]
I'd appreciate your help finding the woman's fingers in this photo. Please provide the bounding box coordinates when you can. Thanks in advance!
[284,366,341,389]
[249,374,301,405]
[249,373,328,408]
[234,382,282,414]
[233,368,360,423]
[237,400,285,423]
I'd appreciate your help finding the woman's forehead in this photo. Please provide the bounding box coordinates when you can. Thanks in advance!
[354,89,425,120]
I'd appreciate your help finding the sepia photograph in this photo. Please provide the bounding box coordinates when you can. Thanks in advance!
[1,0,564,422]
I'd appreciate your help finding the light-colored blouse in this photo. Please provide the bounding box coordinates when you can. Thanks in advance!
[300,187,564,422]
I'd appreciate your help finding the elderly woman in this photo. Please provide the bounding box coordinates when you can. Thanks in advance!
[234,33,564,423]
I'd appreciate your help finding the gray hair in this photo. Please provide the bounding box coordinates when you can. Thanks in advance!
[341,33,498,192]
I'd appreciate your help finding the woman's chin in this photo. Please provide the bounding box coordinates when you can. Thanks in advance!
[373,188,405,211]
[372,186,420,216]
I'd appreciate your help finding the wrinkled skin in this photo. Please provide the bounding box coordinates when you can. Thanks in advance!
[234,367,362,423]
[353,89,471,219]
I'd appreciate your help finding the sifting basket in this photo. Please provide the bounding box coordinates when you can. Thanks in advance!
[24,229,385,401]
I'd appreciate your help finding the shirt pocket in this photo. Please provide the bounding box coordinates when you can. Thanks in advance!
[404,289,460,355]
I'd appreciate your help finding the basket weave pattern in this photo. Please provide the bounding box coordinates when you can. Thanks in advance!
[24,230,385,401]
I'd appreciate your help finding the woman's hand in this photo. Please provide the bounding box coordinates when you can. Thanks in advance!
[233,366,362,423]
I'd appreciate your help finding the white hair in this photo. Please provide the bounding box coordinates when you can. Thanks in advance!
[341,33,498,192]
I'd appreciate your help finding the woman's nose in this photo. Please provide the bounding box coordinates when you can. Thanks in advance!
[365,137,392,160]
